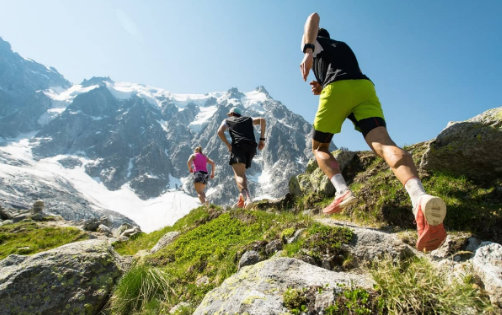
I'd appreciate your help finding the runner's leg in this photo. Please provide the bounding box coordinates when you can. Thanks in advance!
[364,126,446,251]
[312,140,341,179]
[231,163,251,201]
[364,126,417,185]
[194,182,206,204]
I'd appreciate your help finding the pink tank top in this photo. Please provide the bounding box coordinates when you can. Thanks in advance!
[193,153,208,172]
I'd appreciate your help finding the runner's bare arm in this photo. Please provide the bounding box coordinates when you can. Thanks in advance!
[207,158,216,178]
[300,12,320,81]
[253,117,266,150]
[187,154,194,172]
[217,123,232,152]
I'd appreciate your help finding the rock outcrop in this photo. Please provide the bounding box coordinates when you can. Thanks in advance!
[472,242,502,308]
[289,149,353,197]
[193,257,373,315]
[318,218,415,264]
[421,107,502,183]
[0,239,125,314]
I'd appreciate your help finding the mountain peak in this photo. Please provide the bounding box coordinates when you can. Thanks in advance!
[0,36,12,52]
[255,85,270,98]
[226,87,245,100]
[81,76,113,87]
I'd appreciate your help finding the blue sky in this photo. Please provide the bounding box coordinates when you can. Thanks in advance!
[1,0,501,150]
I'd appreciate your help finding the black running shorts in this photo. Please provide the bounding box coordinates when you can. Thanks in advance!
[313,116,386,143]
[229,142,257,169]
[193,171,209,184]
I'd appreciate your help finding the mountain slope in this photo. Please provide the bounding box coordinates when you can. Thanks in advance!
[0,37,322,231]
[0,37,70,137]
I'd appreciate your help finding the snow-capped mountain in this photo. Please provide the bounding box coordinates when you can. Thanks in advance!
[0,37,70,137]
[0,37,326,231]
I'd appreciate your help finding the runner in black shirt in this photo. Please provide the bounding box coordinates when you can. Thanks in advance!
[217,107,266,208]
[300,12,446,252]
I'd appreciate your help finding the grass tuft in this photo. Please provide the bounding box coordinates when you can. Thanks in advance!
[371,256,495,314]
[109,264,173,314]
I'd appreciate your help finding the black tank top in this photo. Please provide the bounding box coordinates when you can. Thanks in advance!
[314,36,370,87]
[225,116,257,146]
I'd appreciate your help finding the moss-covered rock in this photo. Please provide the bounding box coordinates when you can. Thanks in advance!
[0,239,125,314]
[0,220,87,260]
[193,257,374,315]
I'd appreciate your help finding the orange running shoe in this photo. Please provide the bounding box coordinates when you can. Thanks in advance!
[233,194,245,208]
[322,190,357,214]
[415,195,447,252]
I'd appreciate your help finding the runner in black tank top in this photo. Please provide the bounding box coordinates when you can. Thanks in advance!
[217,107,266,208]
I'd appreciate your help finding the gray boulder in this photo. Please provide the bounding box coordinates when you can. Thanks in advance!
[193,257,373,315]
[0,207,13,220]
[472,241,502,308]
[120,226,141,238]
[0,239,125,314]
[265,239,283,255]
[150,231,180,254]
[31,200,44,214]
[238,250,261,270]
[82,216,109,232]
[97,224,113,236]
[289,149,355,197]
[421,107,502,183]
[0,220,13,227]
[318,218,415,264]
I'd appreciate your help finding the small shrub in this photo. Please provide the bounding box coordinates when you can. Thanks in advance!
[283,286,383,314]
[283,288,308,314]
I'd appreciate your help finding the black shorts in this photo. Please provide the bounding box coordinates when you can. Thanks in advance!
[229,142,257,169]
[313,116,386,143]
[193,171,209,184]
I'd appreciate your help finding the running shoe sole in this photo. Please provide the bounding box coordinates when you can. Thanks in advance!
[421,195,447,226]
[322,192,357,214]
[416,196,447,252]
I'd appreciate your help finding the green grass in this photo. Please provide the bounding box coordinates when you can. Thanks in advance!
[113,206,219,256]
[110,206,355,314]
[113,227,175,256]
[0,220,88,259]
[423,172,502,241]
[371,256,495,314]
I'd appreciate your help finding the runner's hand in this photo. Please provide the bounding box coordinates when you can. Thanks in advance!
[258,140,265,150]
[310,81,322,95]
[210,173,215,179]
[226,143,232,152]
[300,52,313,81]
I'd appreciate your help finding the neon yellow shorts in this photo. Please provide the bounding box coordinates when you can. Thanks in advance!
[313,79,385,135]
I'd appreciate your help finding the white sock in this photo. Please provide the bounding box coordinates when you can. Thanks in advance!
[405,177,427,215]
[330,174,348,193]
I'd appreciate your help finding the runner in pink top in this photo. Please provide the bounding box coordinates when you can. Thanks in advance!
[193,152,208,173]
[187,146,215,205]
